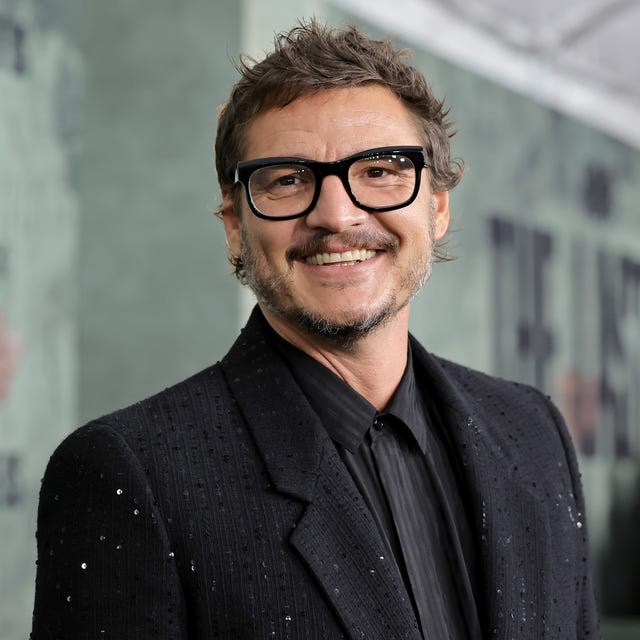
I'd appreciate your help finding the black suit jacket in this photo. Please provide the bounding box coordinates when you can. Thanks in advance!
[31,308,599,639]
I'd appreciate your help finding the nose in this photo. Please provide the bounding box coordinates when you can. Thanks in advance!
[304,175,369,232]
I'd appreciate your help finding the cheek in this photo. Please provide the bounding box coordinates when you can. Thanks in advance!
[398,205,434,249]
[243,221,293,265]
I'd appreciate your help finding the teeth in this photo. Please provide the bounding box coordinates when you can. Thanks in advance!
[305,249,377,265]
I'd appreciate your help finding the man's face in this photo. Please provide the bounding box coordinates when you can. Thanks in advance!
[222,85,450,346]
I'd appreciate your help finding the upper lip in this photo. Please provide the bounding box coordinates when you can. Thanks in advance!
[286,231,397,264]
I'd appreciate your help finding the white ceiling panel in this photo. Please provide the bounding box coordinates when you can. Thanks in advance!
[328,0,640,148]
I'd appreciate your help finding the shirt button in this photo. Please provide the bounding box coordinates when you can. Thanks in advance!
[373,418,384,431]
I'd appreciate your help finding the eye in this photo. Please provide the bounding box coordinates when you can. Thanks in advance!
[353,156,412,184]
[250,165,314,194]
[274,173,303,187]
[364,167,388,179]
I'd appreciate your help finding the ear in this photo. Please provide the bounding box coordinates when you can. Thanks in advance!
[220,189,242,259]
[431,190,450,240]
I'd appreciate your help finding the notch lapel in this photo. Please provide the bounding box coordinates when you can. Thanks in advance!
[221,309,421,639]
[290,447,422,640]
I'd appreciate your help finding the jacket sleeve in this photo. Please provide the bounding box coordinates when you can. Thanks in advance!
[31,422,188,639]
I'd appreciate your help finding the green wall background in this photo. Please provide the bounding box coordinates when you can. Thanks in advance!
[0,2,80,636]
[71,0,241,424]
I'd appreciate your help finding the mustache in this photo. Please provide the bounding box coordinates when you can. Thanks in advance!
[285,230,399,262]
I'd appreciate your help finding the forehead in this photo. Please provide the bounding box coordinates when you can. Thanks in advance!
[241,85,423,162]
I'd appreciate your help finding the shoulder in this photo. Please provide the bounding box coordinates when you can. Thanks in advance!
[411,337,555,413]
[89,363,229,436]
[411,341,584,486]
[40,360,255,531]
[47,362,234,475]
[430,350,567,442]
[410,339,575,455]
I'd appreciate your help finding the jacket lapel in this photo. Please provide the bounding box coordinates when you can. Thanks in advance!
[410,338,553,638]
[289,449,422,640]
[220,309,421,639]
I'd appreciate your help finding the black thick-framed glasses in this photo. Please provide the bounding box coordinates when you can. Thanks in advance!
[233,145,429,220]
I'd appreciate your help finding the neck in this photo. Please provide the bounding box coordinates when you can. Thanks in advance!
[261,305,410,411]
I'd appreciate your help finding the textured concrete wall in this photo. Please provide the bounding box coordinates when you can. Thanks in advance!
[0,1,81,637]
[74,0,242,424]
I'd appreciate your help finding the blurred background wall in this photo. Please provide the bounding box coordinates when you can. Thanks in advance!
[1,0,638,638]
[0,1,80,636]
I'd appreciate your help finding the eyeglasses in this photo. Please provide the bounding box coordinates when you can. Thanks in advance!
[233,146,429,220]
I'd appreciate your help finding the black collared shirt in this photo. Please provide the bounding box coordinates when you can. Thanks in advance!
[271,330,482,640]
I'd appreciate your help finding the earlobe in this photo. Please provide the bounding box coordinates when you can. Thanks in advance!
[220,191,242,258]
[432,191,450,240]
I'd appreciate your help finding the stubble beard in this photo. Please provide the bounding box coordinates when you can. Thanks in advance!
[239,207,436,349]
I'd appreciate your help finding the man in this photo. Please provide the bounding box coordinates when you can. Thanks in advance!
[31,21,599,639]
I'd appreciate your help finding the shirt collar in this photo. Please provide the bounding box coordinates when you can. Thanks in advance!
[383,350,428,453]
[267,323,428,455]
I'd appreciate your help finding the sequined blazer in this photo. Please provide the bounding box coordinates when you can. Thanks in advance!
[31,307,600,639]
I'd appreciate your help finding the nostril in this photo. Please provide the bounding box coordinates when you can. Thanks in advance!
[305,183,369,231]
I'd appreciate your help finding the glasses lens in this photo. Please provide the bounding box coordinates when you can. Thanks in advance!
[248,164,315,218]
[348,153,417,209]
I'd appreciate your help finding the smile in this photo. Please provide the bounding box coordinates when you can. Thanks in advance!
[304,249,377,266]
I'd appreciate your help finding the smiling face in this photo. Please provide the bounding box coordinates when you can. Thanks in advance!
[221,85,450,348]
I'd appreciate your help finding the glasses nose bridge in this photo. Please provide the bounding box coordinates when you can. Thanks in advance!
[314,156,354,201]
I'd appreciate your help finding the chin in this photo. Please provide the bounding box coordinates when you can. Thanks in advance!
[283,298,404,349]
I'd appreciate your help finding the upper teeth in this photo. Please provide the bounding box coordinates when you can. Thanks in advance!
[305,249,377,265]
